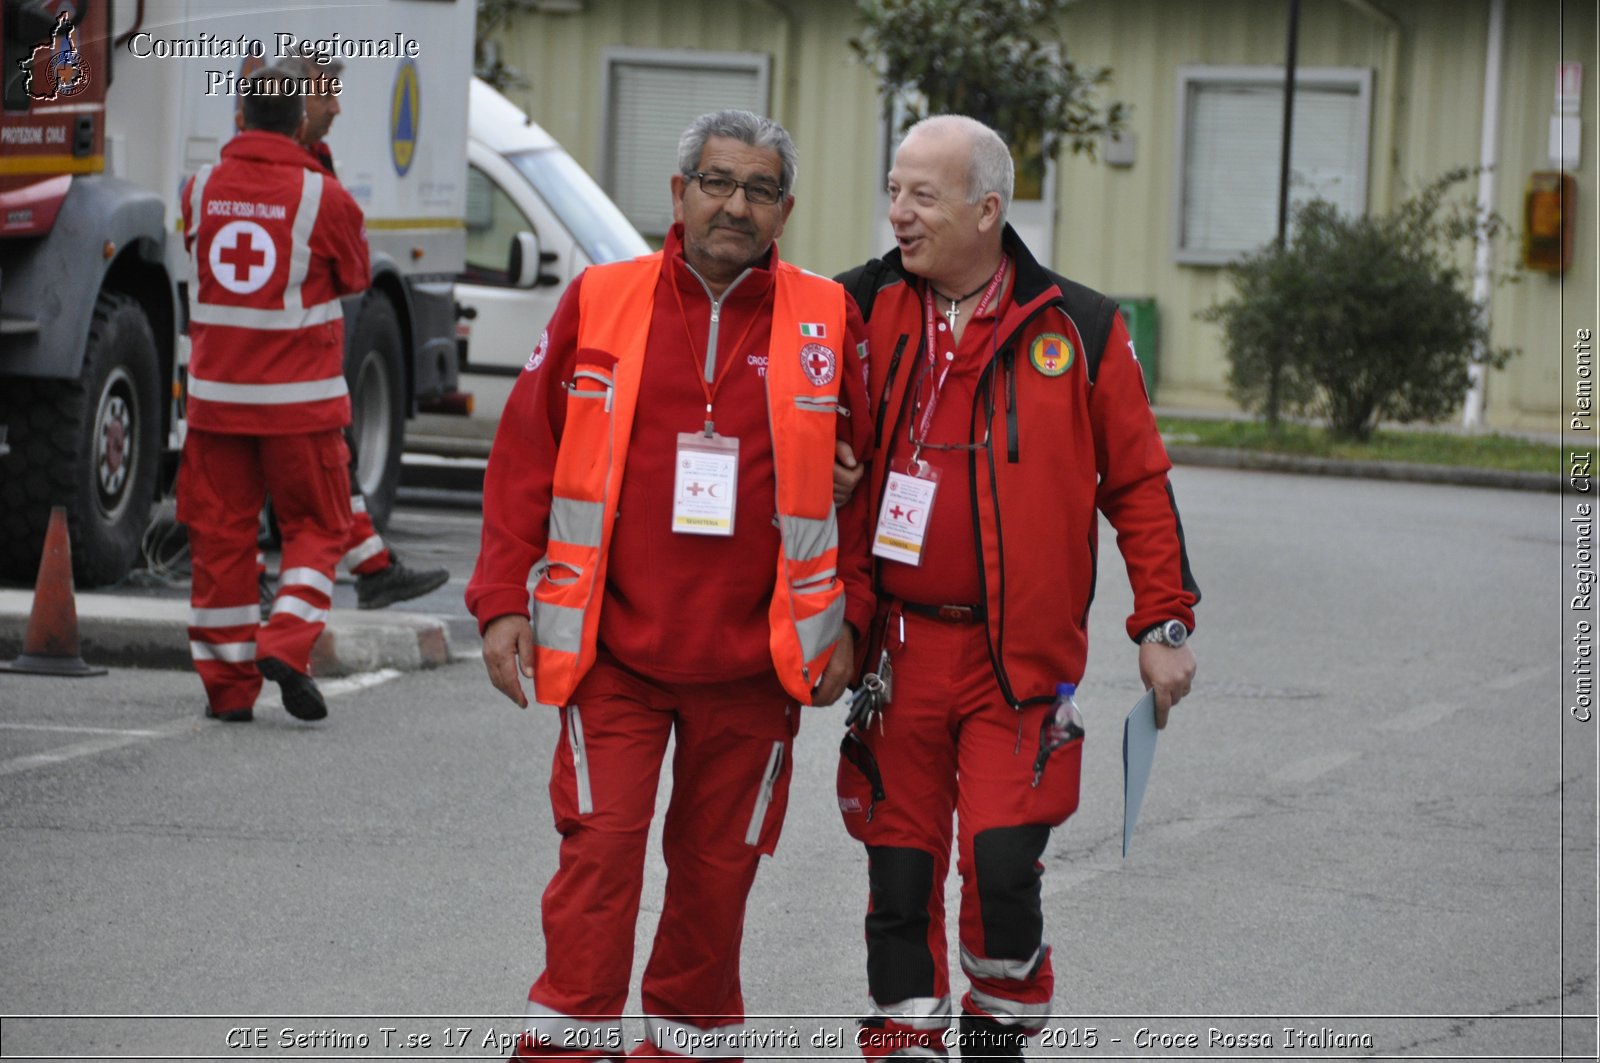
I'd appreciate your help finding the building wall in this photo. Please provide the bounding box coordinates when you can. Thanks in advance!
[491,0,878,272]
[493,0,1594,432]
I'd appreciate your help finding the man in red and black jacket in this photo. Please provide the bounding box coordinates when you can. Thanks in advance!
[833,115,1201,1060]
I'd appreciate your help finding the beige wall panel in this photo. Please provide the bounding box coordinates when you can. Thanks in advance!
[1484,0,1594,428]
[497,0,880,273]
[489,0,1591,430]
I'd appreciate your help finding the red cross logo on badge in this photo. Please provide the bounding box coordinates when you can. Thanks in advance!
[800,342,836,386]
[208,220,276,295]
[1028,333,1074,378]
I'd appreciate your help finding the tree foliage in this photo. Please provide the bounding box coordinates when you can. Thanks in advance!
[1201,169,1518,441]
[475,0,528,92]
[850,0,1124,166]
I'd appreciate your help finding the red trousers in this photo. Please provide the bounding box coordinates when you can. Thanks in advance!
[339,423,390,574]
[179,429,351,712]
[340,492,389,574]
[836,606,1083,1057]
[516,655,799,1062]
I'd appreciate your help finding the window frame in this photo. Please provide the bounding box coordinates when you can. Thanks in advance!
[598,47,772,238]
[1171,64,1374,266]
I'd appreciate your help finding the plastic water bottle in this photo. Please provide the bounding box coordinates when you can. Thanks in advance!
[1032,682,1085,787]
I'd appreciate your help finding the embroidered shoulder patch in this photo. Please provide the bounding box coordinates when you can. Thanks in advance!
[800,342,837,386]
[1028,333,1074,377]
[525,330,550,372]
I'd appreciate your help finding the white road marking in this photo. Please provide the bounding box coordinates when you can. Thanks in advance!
[0,670,403,778]
[1270,750,1361,784]
[1376,700,1464,733]
[0,723,164,737]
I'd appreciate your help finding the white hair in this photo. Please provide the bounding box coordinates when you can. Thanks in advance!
[905,114,1014,220]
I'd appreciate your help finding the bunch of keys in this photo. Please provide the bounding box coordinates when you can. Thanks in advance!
[845,649,893,731]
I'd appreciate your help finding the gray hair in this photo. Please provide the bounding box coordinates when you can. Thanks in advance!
[279,45,342,94]
[281,40,345,78]
[677,110,798,194]
[907,114,1014,220]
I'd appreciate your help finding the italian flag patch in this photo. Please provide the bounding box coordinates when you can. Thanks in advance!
[799,323,827,338]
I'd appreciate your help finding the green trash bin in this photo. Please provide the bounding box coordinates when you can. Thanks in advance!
[1112,297,1158,399]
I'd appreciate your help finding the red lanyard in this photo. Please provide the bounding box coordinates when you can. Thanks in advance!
[914,255,1009,447]
[669,266,763,434]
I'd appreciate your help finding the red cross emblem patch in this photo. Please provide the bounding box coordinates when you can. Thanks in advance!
[800,342,836,386]
[208,220,276,295]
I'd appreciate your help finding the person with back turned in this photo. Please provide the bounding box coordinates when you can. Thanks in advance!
[180,66,370,722]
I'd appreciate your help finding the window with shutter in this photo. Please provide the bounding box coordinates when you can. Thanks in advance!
[601,48,771,237]
[1173,66,1373,264]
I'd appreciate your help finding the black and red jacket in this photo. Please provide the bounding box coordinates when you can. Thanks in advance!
[838,224,1200,709]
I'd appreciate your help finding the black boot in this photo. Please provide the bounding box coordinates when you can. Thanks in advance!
[356,555,450,609]
[958,1013,1026,1060]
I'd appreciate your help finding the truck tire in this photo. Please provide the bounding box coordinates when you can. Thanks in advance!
[344,294,405,531]
[0,292,161,588]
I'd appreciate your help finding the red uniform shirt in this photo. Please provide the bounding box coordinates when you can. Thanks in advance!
[468,227,875,685]
[181,130,369,435]
[878,278,1011,607]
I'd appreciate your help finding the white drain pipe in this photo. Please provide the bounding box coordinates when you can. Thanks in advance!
[1462,0,1506,429]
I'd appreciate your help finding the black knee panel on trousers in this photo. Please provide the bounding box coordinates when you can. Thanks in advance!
[973,825,1051,961]
[865,845,937,1001]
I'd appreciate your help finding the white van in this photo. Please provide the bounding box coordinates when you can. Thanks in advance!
[408,79,649,455]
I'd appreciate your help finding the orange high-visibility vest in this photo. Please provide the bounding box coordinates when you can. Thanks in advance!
[531,252,848,706]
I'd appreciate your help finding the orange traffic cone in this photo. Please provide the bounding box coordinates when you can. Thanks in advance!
[0,506,107,677]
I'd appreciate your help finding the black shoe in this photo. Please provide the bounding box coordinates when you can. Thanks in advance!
[205,706,254,723]
[258,571,275,621]
[257,657,328,721]
[958,1013,1026,1059]
[356,557,449,610]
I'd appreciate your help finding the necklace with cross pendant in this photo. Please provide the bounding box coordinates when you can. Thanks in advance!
[930,279,991,333]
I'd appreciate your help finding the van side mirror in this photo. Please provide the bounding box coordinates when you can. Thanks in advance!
[509,231,561,289]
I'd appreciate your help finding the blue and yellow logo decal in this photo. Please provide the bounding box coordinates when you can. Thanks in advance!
[1029,333,1075,377]
[390,58,420,177]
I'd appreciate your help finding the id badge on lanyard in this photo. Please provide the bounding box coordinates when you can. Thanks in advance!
[872,458,939,565]
[672,431,740,536]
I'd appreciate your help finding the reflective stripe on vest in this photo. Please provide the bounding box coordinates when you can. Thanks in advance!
[764,263,849,700]
[530,252,847,706]
[185,374,348,405]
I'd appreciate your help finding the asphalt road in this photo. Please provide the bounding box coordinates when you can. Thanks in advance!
[0,466,1593,1061]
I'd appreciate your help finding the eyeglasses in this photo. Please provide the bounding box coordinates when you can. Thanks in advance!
[686,171,785,206]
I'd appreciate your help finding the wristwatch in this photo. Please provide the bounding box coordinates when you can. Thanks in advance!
[1140,619,1189,649]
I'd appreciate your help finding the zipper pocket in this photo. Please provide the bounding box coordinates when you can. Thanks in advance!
[743,740,786,845]
[566,705,593,815]
[566,369,615,412]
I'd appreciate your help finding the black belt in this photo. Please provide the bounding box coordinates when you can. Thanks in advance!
[897,600,984,624]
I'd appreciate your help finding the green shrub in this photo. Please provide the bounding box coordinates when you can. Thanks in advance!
[1201,170,1517,441]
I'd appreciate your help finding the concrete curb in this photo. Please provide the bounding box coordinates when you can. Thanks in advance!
[0,449,1557,678]
[0,591,451,677]
[1167,445,1562,493]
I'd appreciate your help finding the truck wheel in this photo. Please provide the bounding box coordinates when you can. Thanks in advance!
[0,292,161,588]
[344,294,405,531]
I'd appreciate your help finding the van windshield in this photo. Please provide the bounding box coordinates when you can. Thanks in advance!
[506,148,650,265]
